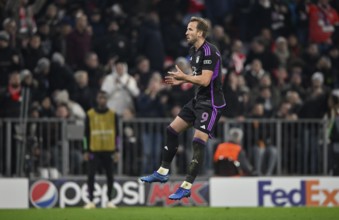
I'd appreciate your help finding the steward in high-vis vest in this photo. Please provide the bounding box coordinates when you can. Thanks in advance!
[83,90,119,209]
[213,128,255,176]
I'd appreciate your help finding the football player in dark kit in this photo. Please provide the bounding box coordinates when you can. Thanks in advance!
[140,17,225,200]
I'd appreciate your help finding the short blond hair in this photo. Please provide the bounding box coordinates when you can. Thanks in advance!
[190,17,209,38]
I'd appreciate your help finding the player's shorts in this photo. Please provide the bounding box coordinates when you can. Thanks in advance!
[178,99,224,137]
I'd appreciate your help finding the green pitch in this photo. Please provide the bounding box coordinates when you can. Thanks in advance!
[0,207,338,220]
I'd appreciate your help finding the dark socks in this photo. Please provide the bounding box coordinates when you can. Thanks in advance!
[185,137,206,183]
[161,126,179,169]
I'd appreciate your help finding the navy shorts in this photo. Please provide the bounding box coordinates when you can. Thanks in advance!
[178,99,224,137]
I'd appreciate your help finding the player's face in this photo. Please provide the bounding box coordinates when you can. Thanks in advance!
[186,21,200,45]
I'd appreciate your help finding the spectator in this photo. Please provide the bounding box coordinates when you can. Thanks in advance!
[301,43,320,86]
[0,31,21,87]
[214,128,255,176]
[244,59,267,89]
[49,52,75,94]
[53,90,86,124]
[101,58,140,116]
[308,0,339,49]
[20,69,39,102]
[249,103,278,176]
[83,52,105,91]
[315,56,335,88]
[327,89,339,175]
[36,20,53,57]
[137,11,165,72]
[282,66,307,100]
[33,57,51,101]
[52,20,72,58]
[93,20,130,65]
[66,13,91,69]
[43,4,60,35]
[22,34,44,72]
[273,37,290,68]
[327,46,339,88]
[245,37,279,73]
[251,73,281,106]
[137,72,167,173]
[39,96,55,118]
[222,72,243,119]
[274,67,289,90]
[285,90,303,116]
[271,0,291,37]
[133,56,153,93]
[275,101,297,120]
[255,86,277,117]
[88,9,105,40]
[287,34,302,59]
[2,18,18,48]
[250,0,273,38]
[71,70,94,111]
[210,25,231,66]
[299,72,329,119]
[0,71,22,117]
[230,39,246,75]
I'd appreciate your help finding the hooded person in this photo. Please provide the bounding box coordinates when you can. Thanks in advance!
[101,58,140,116]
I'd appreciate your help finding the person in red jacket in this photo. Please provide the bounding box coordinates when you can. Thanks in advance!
[308,0,339,45]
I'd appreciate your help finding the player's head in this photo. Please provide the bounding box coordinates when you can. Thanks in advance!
[96,90,108,108]
[186,17,209,45]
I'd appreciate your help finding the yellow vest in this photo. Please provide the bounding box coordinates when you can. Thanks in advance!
[87,109,116,152]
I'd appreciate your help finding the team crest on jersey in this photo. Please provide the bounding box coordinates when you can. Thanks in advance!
[196,56,200,63]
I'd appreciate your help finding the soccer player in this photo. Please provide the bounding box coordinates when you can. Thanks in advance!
[140,17,226,200]
[83,91,119,209]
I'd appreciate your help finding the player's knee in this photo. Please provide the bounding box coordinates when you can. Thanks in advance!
[167,126,179,137]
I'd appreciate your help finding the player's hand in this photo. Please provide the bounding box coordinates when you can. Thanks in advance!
[113,152,120,163]
[164,75,182,85]
[168,65,186,80]
[83,152,89,161]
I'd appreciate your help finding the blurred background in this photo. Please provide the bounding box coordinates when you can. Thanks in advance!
[0,0,339,179]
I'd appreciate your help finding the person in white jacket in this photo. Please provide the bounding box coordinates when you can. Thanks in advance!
[101,59,140,116]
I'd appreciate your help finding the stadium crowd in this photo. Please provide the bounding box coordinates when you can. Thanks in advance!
[1,0,338,121]
[0,0,339,176]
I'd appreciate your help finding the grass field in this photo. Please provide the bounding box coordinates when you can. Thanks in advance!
[0,207,338,220]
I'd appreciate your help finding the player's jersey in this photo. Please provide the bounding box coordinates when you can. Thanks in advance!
[189,41,226,108]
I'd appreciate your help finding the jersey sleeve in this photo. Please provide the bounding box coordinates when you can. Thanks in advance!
[201,47,220,71]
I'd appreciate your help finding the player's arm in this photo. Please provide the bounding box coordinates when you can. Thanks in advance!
[168,65,212,87]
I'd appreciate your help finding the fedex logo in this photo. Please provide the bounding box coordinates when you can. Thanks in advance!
[258,180,339,207]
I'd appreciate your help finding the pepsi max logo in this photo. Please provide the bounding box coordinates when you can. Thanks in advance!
[30,180,58,208]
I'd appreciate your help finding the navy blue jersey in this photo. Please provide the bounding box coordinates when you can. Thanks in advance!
[189,41,226,108]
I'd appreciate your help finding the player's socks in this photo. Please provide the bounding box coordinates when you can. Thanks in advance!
[161,126,179,168]
[157,167,169,175]
[180,181,192,190]
[185,137,206,183]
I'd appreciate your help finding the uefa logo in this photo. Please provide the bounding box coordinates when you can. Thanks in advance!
[30,180,58,208]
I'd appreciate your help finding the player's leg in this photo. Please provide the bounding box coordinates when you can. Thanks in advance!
[168,130,208,200]
[102,152,116,208]
[159,116,190,171]
[139,116,190,183]
[84,153,97,209]
[169,105,223,200]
